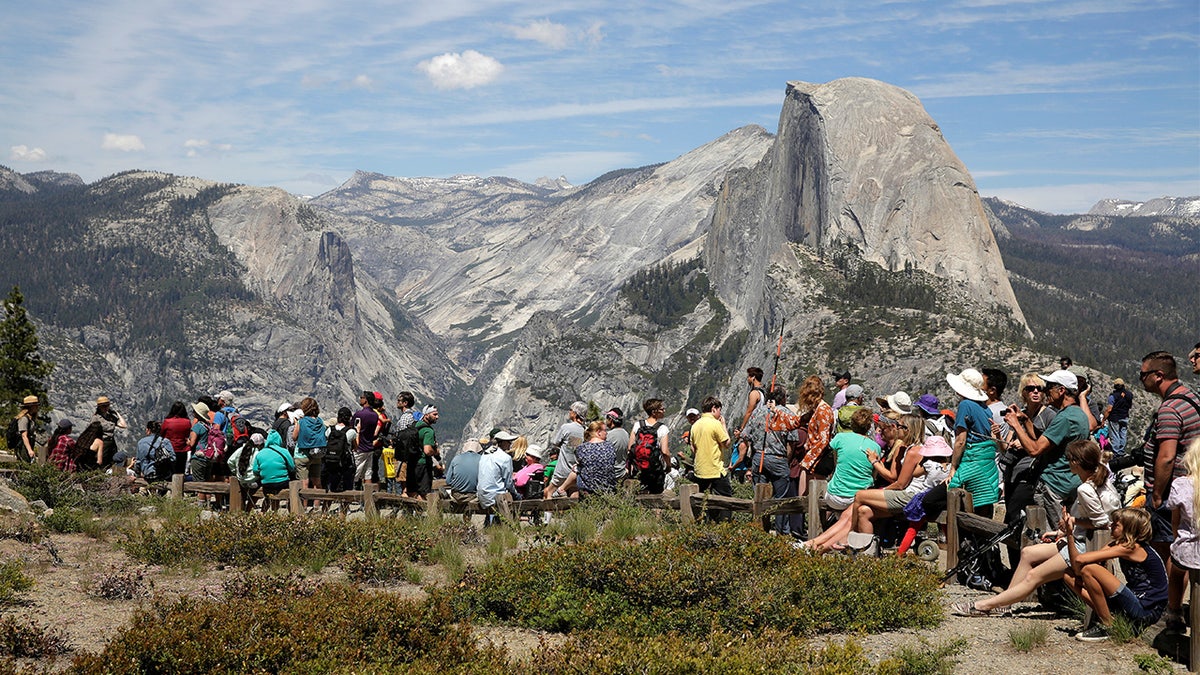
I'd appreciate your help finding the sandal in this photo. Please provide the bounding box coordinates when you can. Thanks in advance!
[950,601,995,617]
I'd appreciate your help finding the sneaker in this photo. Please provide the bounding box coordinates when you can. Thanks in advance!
[950,601,995,617]
[1075,625,1110,642]
[1163,614,1186,633]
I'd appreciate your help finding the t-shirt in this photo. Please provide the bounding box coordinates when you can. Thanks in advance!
[444,451,481,493]
[955,399,992,443]
[1037,405,1089,497]
[352,407,379,453]
[161,417,192,455]
[1147,383,1200,494]
[416,422,436,463]
[827,432,880,499]
[606,427,630,471]
[575,441,617,494]
[745,405,796,479]
[689,413,729,479]
[190,421,209,452]
[1166,476,1199,570]
[1107,388,1133,422]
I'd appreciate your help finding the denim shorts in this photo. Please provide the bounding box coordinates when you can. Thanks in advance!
[1146,503,1175,544]
[1106,584,1164,626]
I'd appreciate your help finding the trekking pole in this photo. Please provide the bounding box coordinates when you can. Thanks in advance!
[759,319,785,474]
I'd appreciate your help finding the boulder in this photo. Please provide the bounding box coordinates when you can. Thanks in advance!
[0,484,30,514]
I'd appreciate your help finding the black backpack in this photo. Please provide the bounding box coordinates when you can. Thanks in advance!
[5,418,22,454]
[325,425,350,467]
[393,425,422,463]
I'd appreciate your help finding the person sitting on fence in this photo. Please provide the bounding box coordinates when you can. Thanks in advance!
[445,439,483,509]
[478,430,518,524]
[136,420,174,482]
[1062,507,1169,642]
[1162,436,1200,633]
[252,429,296,513]
[228,433,264,512]
[573,421,618,498]
[545,401,587,498]
[801,407,880,552]
[46,419,76,473]
[952,439,1119,616]
[852,416,952,546]
[514,444,545,499]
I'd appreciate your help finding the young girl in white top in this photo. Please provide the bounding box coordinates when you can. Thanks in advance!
[1163,437,1200,632]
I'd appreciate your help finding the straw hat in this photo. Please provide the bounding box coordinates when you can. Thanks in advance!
[945,369,988,402]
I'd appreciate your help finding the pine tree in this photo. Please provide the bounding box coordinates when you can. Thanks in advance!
[0,286,54,424]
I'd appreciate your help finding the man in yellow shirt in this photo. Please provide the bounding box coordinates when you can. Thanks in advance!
[690,396,732,520]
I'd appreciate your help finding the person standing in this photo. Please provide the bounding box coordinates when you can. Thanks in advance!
[409,405,440,499]
[1139,351,1200,555]
[11,395,40,463]
[690,396,733,520]
[546,401,587,498]
[161,401,192,477]
[604,408,629,482]
[351,391,380,489]
[746,386,802,535]
[831,371,852,411]
[1104,378,1134,456]
[627,398,671,495]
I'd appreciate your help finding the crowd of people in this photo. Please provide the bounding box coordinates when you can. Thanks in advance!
[6,344,1199,643]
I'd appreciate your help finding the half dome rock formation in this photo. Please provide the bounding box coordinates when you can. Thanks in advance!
[706,77,1027,330]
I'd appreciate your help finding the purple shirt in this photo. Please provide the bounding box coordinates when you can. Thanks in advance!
[352,407,379,453]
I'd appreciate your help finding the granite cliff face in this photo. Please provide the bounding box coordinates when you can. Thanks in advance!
[706,78,1027,332]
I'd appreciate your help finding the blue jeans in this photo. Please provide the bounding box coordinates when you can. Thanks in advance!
[1106,420,1128,455]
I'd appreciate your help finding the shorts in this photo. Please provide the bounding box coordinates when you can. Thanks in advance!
[1146,503,1175,544]
[884,490,914,513]
[191,456,213,481]
[823,492,854,511]
[295,453,323,482]
[1057,536,1087,564]
[1106,584,1165,626]
[261,481,289,496]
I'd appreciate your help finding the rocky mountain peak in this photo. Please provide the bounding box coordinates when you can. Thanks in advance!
[1089,196,1200,218]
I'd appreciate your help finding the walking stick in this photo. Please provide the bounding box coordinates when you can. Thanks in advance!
[758,319,785,474]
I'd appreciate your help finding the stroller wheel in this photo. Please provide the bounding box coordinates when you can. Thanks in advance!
[917,540,940,562]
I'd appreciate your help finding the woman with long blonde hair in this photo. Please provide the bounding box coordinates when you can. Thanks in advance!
[1162,437,1200,632]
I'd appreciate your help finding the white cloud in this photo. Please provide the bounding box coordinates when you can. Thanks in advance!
[9,145,47,162]
[183,139,231,157]
[101,133,144,152]
[417,50,503,90]
[510,19,570,49]
[982,179,1200,214]
[352,74,373,89]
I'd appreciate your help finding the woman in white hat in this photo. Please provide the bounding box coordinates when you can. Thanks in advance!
[941,368,1002,511]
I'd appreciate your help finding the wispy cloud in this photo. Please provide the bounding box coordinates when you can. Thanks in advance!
[487,150,642,183]
[911,60,1173,98]
[9,145,47,162]
[101,133,144,152]
[509,19,571,49]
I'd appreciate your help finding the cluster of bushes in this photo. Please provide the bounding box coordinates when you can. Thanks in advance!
[0,561,33,606]
[70,583,509,674]
[0,616,69,659]
[9,463,145,515]
[123,512,437,579]
[452,523,942,636]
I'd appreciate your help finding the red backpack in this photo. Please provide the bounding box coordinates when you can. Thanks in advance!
[630,421,664,473]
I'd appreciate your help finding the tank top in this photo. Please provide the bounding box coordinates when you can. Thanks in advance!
[1118,545,1168,608]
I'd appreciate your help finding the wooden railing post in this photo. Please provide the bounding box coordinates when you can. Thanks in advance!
[171,474,184,500]
[807,479,827,538]
[35,443,46,465]
[229,479,243,513]
[426,489,441,520]
[287,480,303,514]
[363,481,378,519]
[678,483,697,524]
[752,483,772,532]
[1078,528,1113,628]
[1189,568,1198,674]
[946,488,964,575]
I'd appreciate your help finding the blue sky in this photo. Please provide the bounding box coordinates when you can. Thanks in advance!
[1,0,1196,213]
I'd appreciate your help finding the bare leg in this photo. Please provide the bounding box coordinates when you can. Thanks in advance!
[807,508,854,551]
[1078,563,1123,625]
[1167,559,1185,613]
[974,544,1065,611]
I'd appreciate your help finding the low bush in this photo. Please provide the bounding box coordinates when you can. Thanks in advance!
[0,616,69,658]
[453,523,942,636]
[222,570,322,599]
[70,583,508,674]
[877,637,966,674]
[9,464,142,515]
[1007,623,1048,652]
[0,515,41,543]
[531,630,874,674]
[0,561,33,605]
[123,513,436,570]
[90,568,150,600]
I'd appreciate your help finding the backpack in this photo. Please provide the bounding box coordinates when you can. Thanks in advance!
[5,418,22,455]
[393,424,422,463]
[631,421,664,474]
[199,420,226,460]
[143,435,175,480]
[325,425,351,467]
[227,413,250,448]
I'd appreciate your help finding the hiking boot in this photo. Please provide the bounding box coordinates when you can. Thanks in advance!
[1075,625,1110,642]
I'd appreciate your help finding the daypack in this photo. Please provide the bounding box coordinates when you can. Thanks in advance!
[5,418,22,455]
[143,435,175,480]
[631,421,664,473]
[227,413,251,448]
[199,420,226,460]
[325,425,351,467]
[393,424,422,463]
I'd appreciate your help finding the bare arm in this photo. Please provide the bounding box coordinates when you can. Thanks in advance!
[1153,439,1178,508]
[1004,410,1053,456]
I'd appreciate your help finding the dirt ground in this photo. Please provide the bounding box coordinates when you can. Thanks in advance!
[0,528,1191,673]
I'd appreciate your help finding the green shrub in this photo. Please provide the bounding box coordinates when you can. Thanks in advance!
[531,630,874,674]
[0,561,33,605]
[70,584,509,674]
[1133,652,1176,674]
[222,570,321,599]
[877,637,966,674]
[453,523,942,637]
[9,464,142,515]
[122,513,436,570]
[43,507,98,535]
[0,616,69,658]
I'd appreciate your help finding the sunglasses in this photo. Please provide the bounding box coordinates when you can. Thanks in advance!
[1023,385,1042,393]
[1138,370,1159,381]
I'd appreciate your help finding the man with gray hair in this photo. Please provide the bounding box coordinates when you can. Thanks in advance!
[545,401,586,498]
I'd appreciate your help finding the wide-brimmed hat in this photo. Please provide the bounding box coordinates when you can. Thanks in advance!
[96,396,110,405]
[493,429,519,442]
[193,402,210,418]
[946,369,988,402]
[525,444,544,460]
[918,435,954,458]
[875,391,913,415]
[914,394,940,416]
[21,395,39,406]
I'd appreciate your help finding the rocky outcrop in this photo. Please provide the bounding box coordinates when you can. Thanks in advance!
[1089,196,1200,218]
[706,78,1027,330]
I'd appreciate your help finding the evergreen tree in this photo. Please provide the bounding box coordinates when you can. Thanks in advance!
[0,286,54,424]
[585,400,602,423]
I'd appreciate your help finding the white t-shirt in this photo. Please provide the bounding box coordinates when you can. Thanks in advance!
[1166,476,1198,570]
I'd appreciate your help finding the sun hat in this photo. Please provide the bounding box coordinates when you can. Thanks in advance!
[875,391,914,415]
[277,402,291,414]
[525,444,543,460]
[21,395,39,405]
[493,429,519,442]
[946,368,988,402]
[193,402,210,418]
[96,396,110,405]
[1040,369,1078,391]
[460,439,483,454]
[918,435,954,458]
[250,433,265,446]
[914,394,940,416]
[685,408,701,417]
